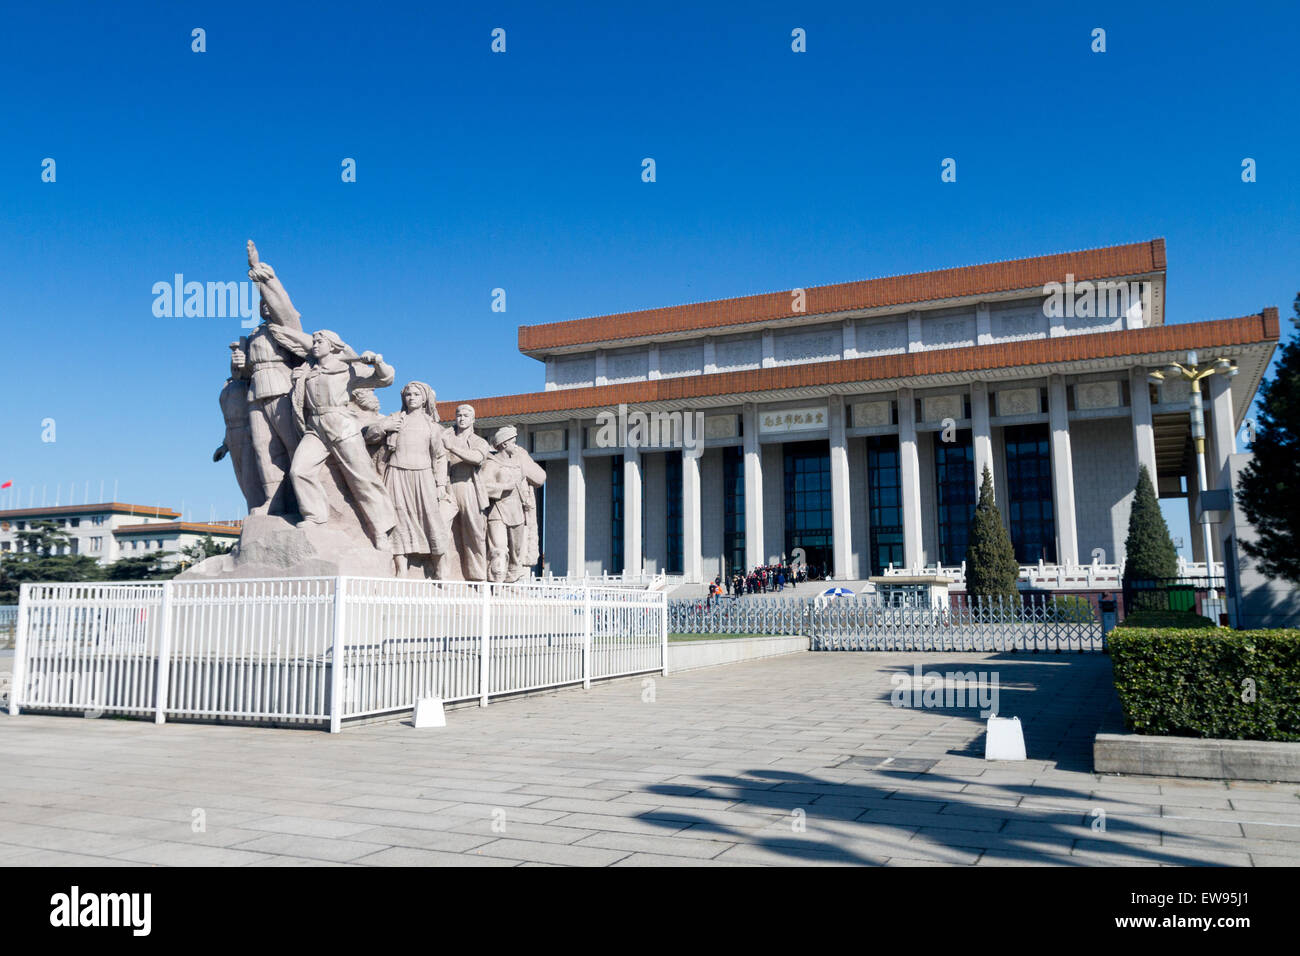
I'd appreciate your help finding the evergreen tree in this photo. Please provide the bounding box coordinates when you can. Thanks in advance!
[1122,464,1179,583]
[0,521,102,603]
[965,466,1020,602]
[1236,293,1300,583]
[178,533,232,570]
[104,551,179,581]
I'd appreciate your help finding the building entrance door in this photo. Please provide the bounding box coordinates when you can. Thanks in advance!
[783,440,833,578]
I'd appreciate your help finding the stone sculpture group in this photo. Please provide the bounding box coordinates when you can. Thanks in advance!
[196,241,545,582]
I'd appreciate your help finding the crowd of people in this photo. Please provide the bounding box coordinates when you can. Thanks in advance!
[705,562,829,601]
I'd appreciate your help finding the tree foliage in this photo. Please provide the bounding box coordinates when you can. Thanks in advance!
[965,466,1020,602]
[1236,292,1300,583]
[0,521,102,603]
[103,552,179,581]
[1122,464,1179,583]
[178,533,232,570]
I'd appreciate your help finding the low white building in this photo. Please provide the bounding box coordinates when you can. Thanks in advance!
[0,502,240,567]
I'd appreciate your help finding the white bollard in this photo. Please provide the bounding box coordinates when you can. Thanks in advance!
[985,715,1026,760]
[413,697,446,729]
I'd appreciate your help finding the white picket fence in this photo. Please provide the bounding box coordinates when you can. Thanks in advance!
[8,577,667,732]
[879,558,1224,590]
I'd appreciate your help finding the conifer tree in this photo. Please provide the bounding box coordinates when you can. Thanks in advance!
[965,466,1020,602]
[1122,464,1178,583]
[1236,294,1300,583]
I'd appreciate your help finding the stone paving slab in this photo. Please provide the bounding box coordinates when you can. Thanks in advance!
[1,652,1297,866]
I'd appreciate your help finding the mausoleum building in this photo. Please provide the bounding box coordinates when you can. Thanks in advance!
[437,240,1279,589]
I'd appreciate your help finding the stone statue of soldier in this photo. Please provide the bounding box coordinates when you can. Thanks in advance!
[214,339,266,512]
[244,240,307,515]
[487,426,546,582]
[443,404,492,581]
[288,330,397,550]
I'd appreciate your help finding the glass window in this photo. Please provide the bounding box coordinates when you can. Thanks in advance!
[665,451,683,575]
[1004,423,1056,563]
[611,454,623,573]
[868,435,905,572]
[722,446,745,574]
[935,430,976,565]
[783,441,833,571]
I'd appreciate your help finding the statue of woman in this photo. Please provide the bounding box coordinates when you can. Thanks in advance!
[365,381,453,577]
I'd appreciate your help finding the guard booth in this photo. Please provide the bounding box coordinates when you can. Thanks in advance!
[869,575,953,609]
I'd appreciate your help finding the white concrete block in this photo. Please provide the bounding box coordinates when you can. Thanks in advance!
[985,716,1026,760]
[413,697,446,729]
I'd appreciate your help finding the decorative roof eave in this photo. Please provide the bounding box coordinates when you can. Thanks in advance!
[442,310,1278,432]
[517,238,1168,356]
[114,521,243,536]
[0,502,182,520]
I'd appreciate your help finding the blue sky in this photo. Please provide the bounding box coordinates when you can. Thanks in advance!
[2,0,1297,554]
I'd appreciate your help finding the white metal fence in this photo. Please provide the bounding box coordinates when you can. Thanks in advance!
[0,604,19,647]
[9,577,667,732]
[670,592,1105,652]
[878,557,1224,591]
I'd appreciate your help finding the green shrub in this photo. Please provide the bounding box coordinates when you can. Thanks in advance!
[1117,610,1218,630]
[1047,595,1095,622]
[1109,627,1300,741]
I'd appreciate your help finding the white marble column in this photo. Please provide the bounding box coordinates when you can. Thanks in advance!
[682,447,702,583]
[1208,372,1236,489]
[566,419,585,577]
[623,447,643,577]
[828,395,851,579]
[1048,376,1079,566]
[897,388,923,569]
[971,381,994,498]
[742,403,765,571]
[1130,367,1159,497]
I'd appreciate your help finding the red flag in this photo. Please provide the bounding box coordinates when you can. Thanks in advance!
[0,481,10,489]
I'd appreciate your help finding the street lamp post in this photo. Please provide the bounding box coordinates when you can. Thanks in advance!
[1148,351,1238,603]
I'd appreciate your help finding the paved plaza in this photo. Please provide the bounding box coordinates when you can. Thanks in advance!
[0,652,1297,866]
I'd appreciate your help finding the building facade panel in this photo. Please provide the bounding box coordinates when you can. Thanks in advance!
[761,443,784,564]
[990,298,1049,343]
[919,307,976,352]
[554,355,596,389]
[773,323,842,365]
[659,342,703,378]
[700,446,725,582]
[584,454,612,576]
[1069,417,1137,565]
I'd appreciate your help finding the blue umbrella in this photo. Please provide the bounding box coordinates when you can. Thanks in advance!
[822,586,854,598]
